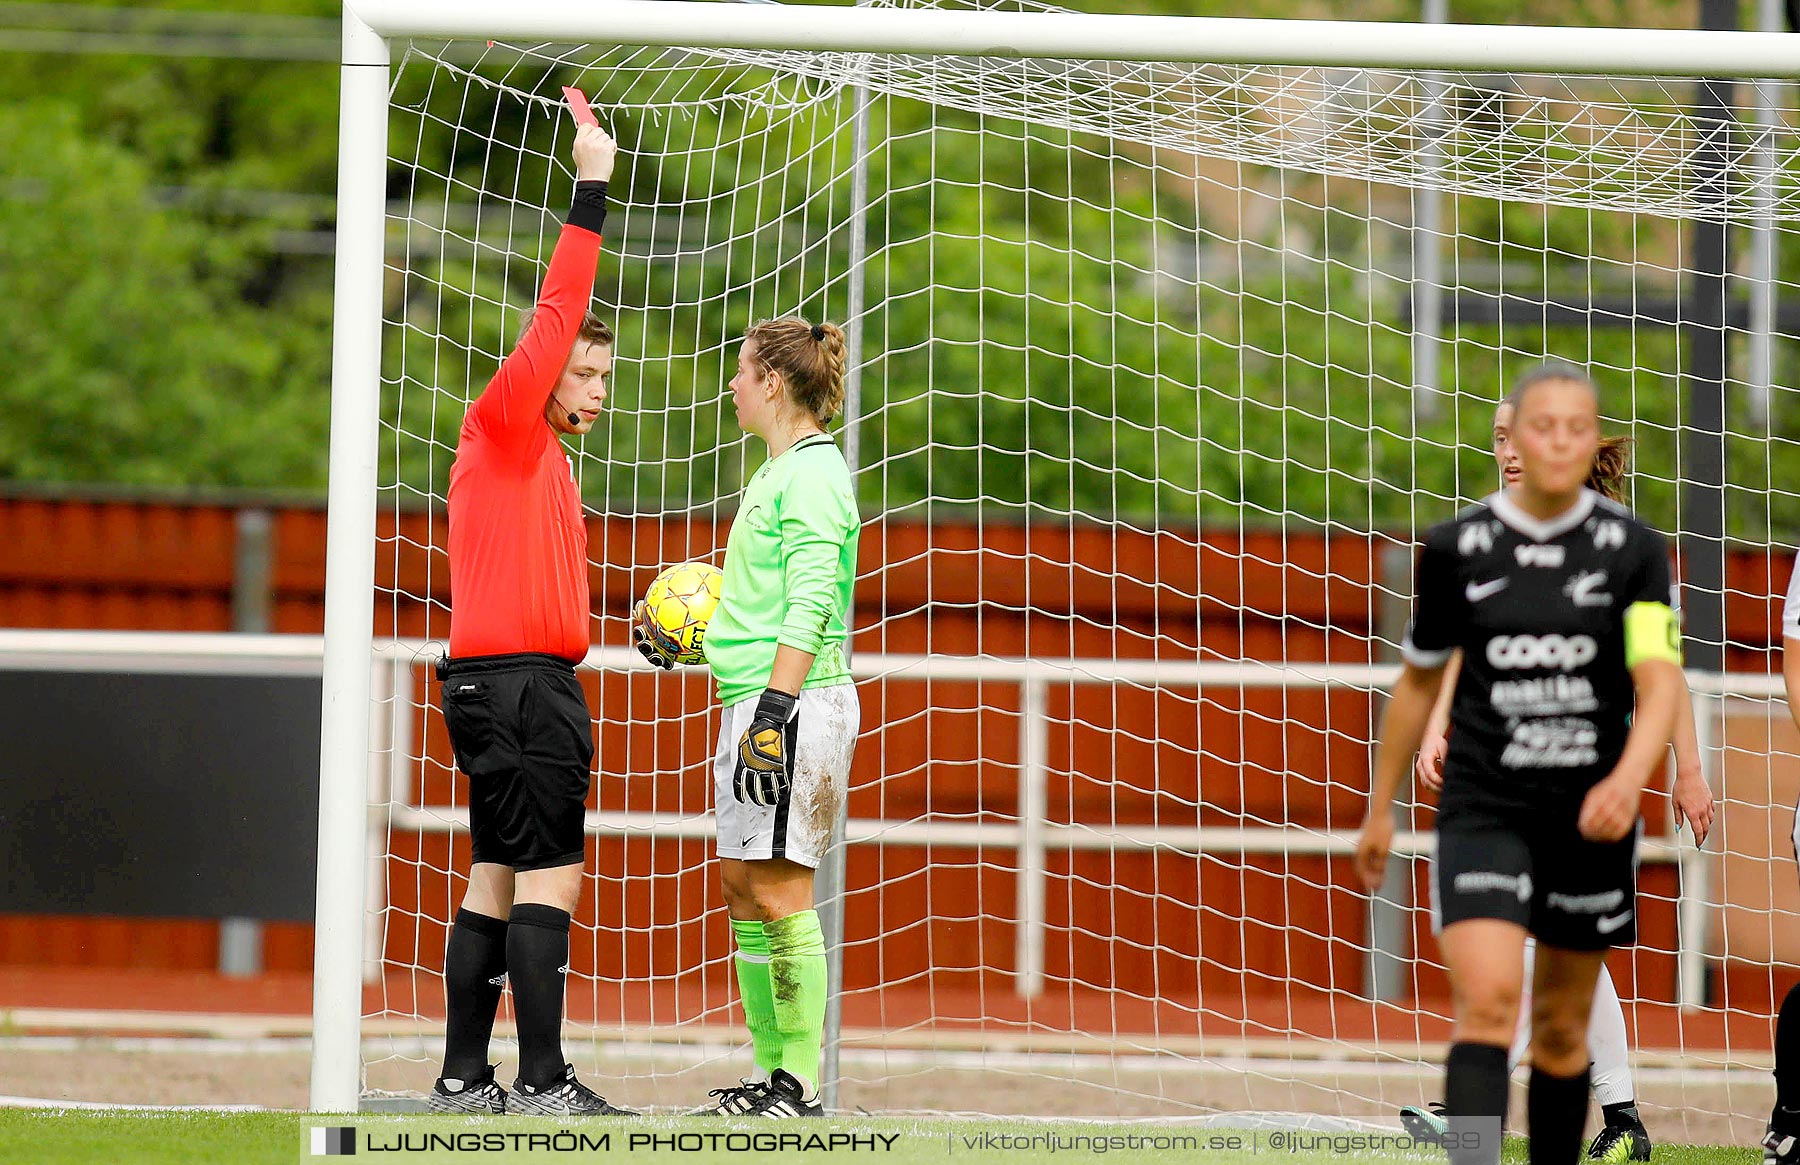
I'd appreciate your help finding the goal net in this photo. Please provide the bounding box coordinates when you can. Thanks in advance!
[339,0,1800,1138]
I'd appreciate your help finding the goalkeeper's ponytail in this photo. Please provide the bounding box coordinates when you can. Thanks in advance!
[745,317,848,425]
[1587,435,1633,502]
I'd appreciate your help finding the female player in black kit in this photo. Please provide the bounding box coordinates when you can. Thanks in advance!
[1356,364,1686,1165]
[1399,395,1714,1162]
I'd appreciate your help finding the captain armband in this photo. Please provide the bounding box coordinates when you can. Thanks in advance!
[1623,601,1682,669]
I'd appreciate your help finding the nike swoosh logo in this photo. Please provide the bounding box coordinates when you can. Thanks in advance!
[1466,578,1510,602]
[1596,911,1632,934]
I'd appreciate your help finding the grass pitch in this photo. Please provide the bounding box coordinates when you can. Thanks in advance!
[0,1109,1764,1164]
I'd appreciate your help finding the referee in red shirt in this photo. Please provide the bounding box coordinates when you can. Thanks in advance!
[427,123,634,1117]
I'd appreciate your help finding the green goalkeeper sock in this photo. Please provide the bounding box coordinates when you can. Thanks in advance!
[731,918,780,1078]
[764,909,827,1094]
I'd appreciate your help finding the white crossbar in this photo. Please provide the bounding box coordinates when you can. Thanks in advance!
[347,0,1800,78]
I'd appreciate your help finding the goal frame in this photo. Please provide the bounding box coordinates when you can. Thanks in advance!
[313,0,1800,1112]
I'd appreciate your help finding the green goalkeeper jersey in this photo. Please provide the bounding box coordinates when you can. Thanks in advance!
[704,433,860,705]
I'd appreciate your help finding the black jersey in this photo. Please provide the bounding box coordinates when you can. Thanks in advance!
[1402,488,1674,817]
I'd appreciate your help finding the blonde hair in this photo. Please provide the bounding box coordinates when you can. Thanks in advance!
[744,317,848,424]
[1587,435,1633,502]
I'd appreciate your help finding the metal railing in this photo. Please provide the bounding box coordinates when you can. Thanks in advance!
[0,627,1742,1010]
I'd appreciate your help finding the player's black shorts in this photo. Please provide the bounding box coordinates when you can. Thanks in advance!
[438,652,593,872]
[1434,808,1639,951]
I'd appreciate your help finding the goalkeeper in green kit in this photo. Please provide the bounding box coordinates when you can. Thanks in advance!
[633,316,860,1118]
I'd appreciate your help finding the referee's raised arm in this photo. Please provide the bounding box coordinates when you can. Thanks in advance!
[469,124,618,444]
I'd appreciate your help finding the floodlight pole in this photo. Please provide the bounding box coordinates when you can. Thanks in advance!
[311,3,389,1113]
[1681,0,1735,682]
[1411,0,1448,424]
[1673,0,1736,1011]
[1747,0,1786,426]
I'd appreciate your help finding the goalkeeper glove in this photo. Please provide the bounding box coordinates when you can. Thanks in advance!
[734,688,798,806]
[631,599,680,671]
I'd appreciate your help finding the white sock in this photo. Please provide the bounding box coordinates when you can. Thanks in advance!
[1588,962,1635,1108]
[1509,938,1537,1073]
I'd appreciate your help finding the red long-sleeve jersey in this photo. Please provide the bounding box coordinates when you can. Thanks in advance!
[446,223,602,662]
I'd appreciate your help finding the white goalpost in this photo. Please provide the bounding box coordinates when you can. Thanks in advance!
[315,0,1800,1136]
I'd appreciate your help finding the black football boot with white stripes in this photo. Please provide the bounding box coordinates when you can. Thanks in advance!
[1767,1125,1800,1165]
[428,1065,508,1114]
[740,1069,822,1118]
[691,1078,769,1116]
[507,1064,638,1117]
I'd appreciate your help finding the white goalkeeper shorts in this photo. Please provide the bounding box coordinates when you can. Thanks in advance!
[712,683,859,870]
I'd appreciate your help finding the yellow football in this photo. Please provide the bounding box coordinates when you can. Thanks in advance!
[642,560,724,665]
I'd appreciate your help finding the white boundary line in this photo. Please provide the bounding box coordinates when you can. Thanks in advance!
[0,1033,1768,1083]
[2,1009,1771,1070]
[0,1095,265,1112]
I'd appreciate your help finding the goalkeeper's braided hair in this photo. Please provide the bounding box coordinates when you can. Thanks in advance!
[746,317,848,424]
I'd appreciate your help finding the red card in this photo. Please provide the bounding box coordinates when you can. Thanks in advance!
[562,86,597,127]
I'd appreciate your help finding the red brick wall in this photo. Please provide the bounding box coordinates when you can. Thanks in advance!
[0,493,1789,1013]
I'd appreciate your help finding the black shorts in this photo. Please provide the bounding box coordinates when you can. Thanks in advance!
[1434,809,1639,951]
[438,652,593,872]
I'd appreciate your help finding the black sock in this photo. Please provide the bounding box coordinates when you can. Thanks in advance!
[1445,1042,1509,1165]
[1780,981,1800,1111]
[1601,1101,1640,1129]
[508,903,573,1089]
[1528,1065,1591,1165]
[441,909,508,1083]
[1776,981,1800,1127]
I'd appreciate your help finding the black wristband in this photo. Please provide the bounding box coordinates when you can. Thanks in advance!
[754,688,798,724]
[567,180,608,235]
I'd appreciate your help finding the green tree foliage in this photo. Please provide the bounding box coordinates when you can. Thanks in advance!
[0,0,340,488]
[4,0,1797,544]
[0,99,332,486]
